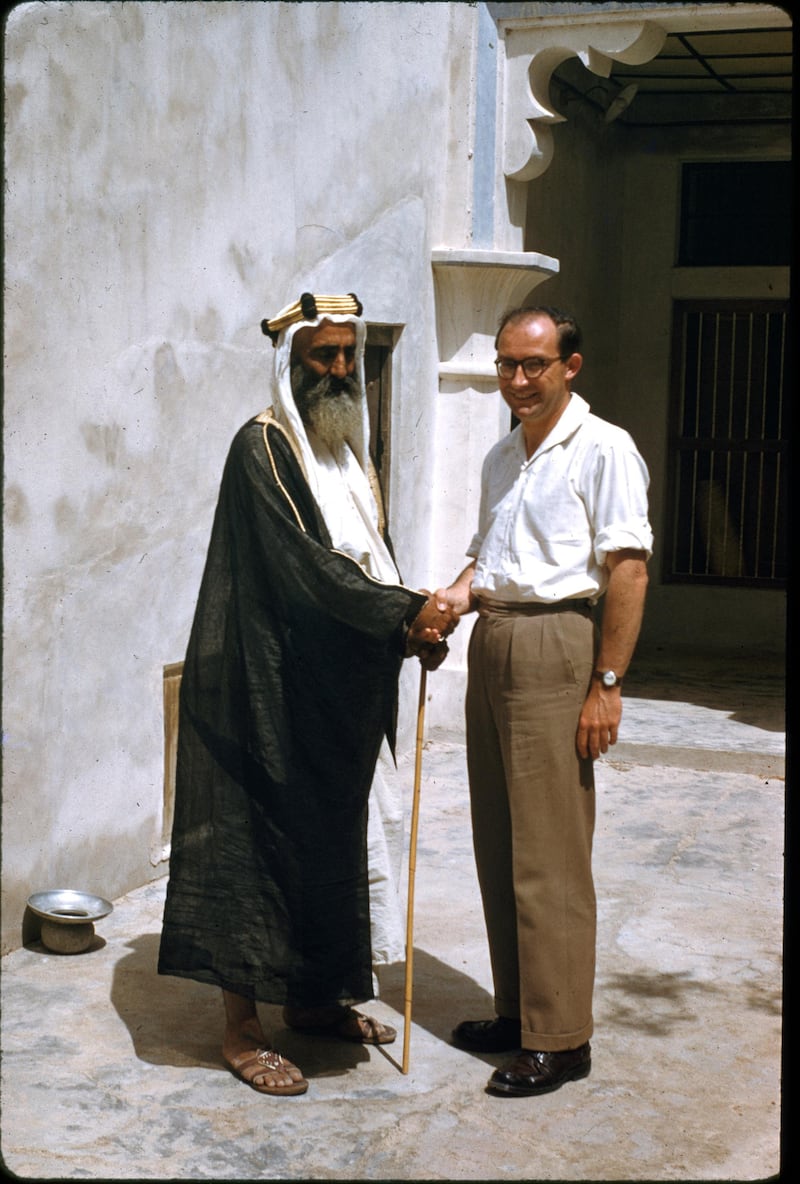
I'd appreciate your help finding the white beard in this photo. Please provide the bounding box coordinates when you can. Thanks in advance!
[291,365,365,457]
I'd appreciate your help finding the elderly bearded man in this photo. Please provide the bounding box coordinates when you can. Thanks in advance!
[158,293,456,1096]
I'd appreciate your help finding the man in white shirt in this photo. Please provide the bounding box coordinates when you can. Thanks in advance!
[437,306,652,1097]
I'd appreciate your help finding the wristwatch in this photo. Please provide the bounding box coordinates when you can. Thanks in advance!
[593,669,622,688]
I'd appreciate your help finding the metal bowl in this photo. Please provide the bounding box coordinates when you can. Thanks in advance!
[27,889,113,924]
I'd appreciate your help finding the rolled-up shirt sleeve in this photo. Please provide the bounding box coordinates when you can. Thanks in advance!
[586,437,653,565]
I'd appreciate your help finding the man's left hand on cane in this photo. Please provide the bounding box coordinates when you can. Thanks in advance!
[415,638,450,671]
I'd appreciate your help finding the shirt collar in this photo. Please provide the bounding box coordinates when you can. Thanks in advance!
[522,392,590,462]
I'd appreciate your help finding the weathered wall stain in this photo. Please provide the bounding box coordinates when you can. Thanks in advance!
[2,0,457,954]
[80,422,128,467]
[5,484,30,527]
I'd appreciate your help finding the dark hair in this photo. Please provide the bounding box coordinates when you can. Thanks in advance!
[494,305,582,358]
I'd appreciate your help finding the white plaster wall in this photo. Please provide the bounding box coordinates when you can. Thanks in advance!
[2,0,471,952]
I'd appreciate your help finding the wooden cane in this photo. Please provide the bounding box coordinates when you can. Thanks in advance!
[402,664,427,1074]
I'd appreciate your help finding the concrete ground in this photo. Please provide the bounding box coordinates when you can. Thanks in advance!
[0,650,787,1181]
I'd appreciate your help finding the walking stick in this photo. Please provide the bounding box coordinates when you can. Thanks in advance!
[402,664,427,1074]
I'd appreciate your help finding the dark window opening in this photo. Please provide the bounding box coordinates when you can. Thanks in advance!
[678,161,791,266]
[364,324,400,518]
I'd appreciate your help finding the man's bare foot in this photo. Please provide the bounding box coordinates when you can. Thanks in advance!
[222,992,308,1096]
[283,1003,396,1045]
[223,1018,307,1095]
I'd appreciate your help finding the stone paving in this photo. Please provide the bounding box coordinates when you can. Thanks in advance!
[0,651,786,1180]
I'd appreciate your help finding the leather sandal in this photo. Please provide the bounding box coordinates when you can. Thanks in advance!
[333,1008,397,1045]
[284,1005,397,1045]
[227,1048,309,1096]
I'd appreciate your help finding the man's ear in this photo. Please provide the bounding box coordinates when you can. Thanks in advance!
[564,352,583,381]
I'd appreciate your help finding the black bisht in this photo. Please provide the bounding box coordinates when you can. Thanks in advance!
[158,416,425,1006]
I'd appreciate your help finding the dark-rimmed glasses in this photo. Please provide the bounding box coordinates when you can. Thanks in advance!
[495,355,563,380]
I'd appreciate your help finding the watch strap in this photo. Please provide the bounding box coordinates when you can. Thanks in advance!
[592,669,622,688]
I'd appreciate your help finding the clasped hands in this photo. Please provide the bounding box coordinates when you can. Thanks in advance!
[406,590,459,671]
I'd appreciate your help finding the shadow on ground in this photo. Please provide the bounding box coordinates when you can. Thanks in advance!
[626,648,785,732]
[377,947,494,1045]
[109,933,494,1080]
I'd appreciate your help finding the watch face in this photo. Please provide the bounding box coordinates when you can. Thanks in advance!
[602,670,617,687]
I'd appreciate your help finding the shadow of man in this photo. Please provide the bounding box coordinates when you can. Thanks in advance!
[109,934,496,1078]
[377,947,495,1045]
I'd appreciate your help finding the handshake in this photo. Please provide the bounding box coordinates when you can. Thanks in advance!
[406,588,461,672]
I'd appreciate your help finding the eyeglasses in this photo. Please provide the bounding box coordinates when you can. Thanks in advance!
[494,355,564,380]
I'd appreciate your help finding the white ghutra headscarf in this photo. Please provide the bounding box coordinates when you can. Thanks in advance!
[263,294,401,587]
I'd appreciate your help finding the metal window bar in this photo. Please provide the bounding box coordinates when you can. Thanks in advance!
[667,301,787,586]
[770,314,787,578]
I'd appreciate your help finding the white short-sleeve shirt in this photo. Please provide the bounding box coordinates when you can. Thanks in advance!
[468,394,653,604]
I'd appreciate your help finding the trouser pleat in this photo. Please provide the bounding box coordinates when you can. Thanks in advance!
[465,607,596,1051]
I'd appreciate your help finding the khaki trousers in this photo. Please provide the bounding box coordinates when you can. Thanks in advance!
[465,602,596,1051]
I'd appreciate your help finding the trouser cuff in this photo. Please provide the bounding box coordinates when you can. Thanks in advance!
[520,1019,593,1053]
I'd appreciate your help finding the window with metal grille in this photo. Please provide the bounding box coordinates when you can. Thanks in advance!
[665,300,788,586]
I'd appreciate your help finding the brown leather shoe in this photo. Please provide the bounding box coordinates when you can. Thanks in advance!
[451,1016,521,1052]
[487,1043,591,1096]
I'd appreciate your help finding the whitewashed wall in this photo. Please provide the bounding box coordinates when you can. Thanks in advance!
[2,0,474,952]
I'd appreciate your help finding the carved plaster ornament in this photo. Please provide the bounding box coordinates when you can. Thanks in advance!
[501,20,666,181]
